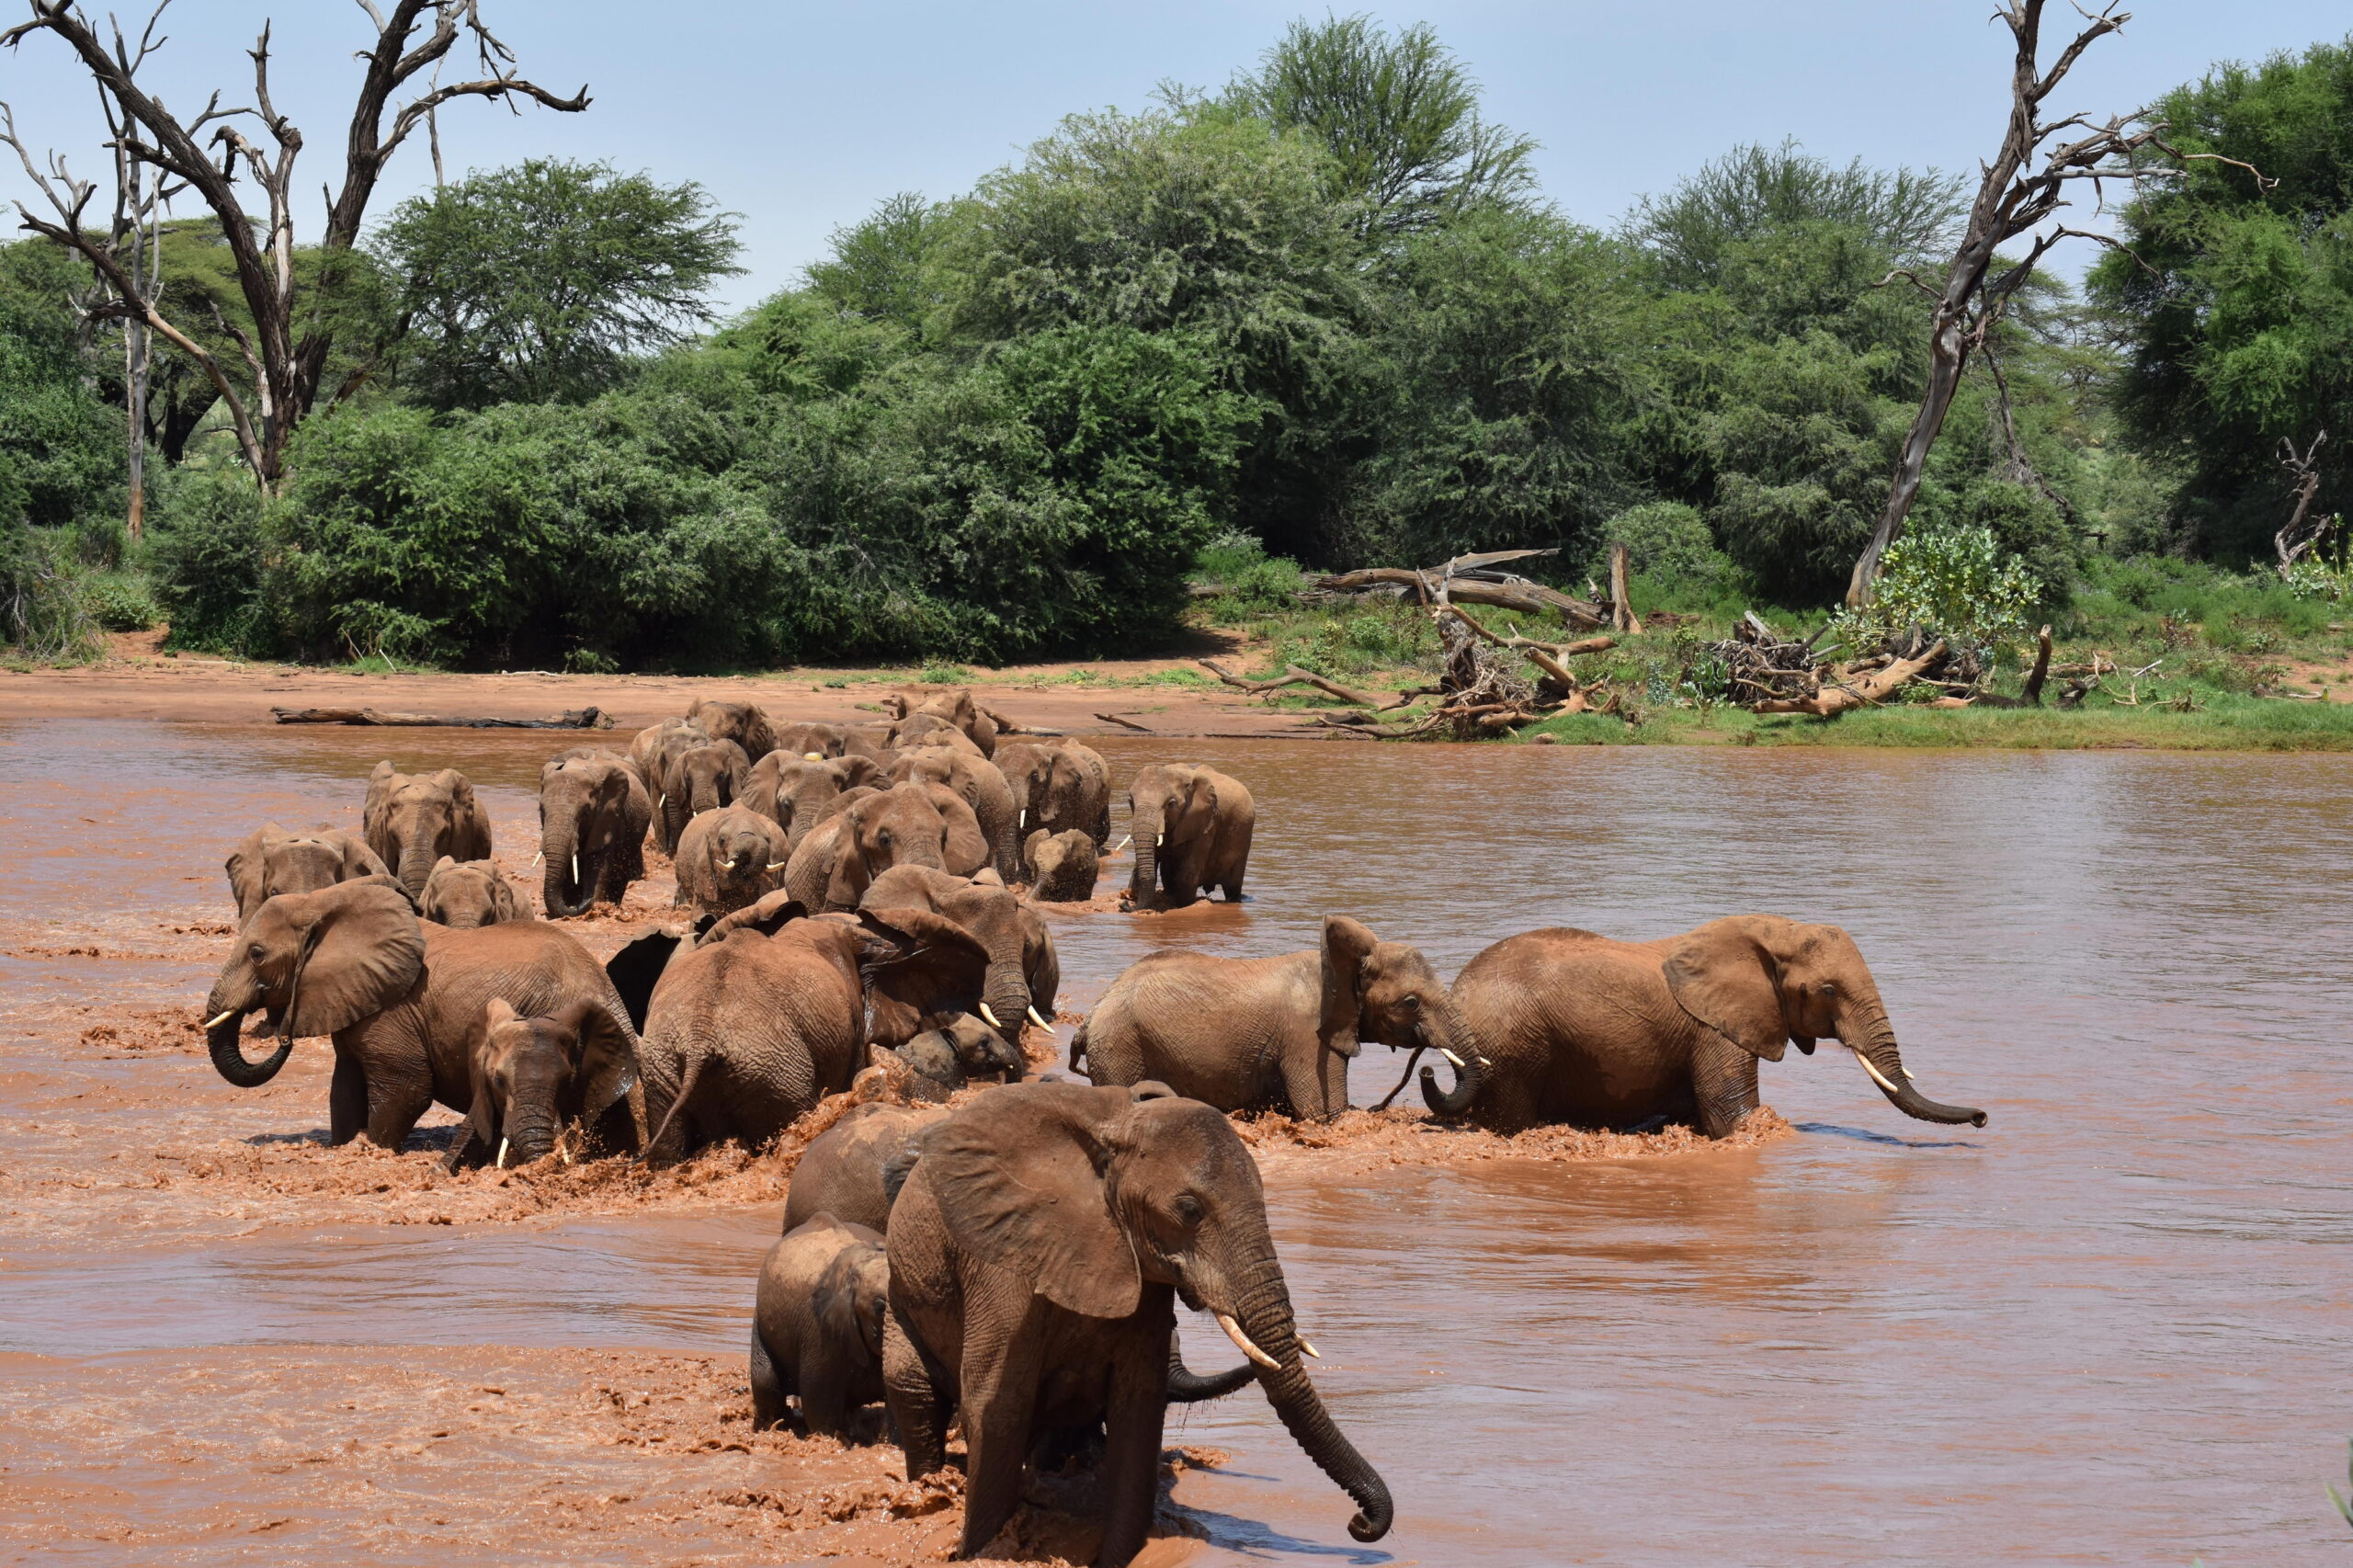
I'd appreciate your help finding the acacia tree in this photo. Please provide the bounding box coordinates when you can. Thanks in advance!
[1845,0,2264,607]
[0,0,587,493]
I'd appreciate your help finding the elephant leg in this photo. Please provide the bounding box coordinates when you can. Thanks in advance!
[363,1075,434,1153]
[1278,1043,1331,1121]
[328,1046,369,1146]
[882,1312,949,1481]
[1321,1043,1350,1118]
[799,1346,853,1439]
[1096,1330,1172,1568]
[749,1324,790,1431]
[957,1308,1044,1558]
[1690,1032,1763,1138]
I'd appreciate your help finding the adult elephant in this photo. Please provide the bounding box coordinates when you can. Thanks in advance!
[997,739,1112,847]
[673,804,791,920]
[538,749,651,917]
[629,717,708,800]
[1124,764,1253,909]
[224,823,390,925]
[782,781,988,914]
[744,753,882,848]
[363,763,494,906]
[773,722,851,760]
[685,698,776,763]
[1442,915,1989,1136]
[659,738,751,852]
[886,748,1018,884]
[882,687,998,757]
[1074,915,1477,1119]
[859,865,1059,1051]
[884,1081,1392,1567]
[784,1102,949,1233]
[199,881,644,1156]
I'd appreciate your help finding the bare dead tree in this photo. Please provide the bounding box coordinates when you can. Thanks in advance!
[2275,430,2332,578]
[1846,0,2268,608]
[1,0,588,493]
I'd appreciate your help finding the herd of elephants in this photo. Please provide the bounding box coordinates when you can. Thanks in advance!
[195,686,1990,1566]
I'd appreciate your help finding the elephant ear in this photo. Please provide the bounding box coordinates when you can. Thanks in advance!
[490,871,526,923]
[1661,917,1790,1062]
[702,891,808,944]
[604,928,686,1033]
[824,801,875,910]
[1318,915,1377,1059]
[927,786,990,876]
[283,880,426,1038]
[1021,908,1059,1015]
[551,995,639,1117]
[450,998,514,1171]
[338,831,392,881]
[226,825,275,924]
[833,756,882,791]
[923,1083,1141,1319]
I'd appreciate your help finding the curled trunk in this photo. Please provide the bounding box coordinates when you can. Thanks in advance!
[206,1009,291,1087]
[1415,1003,1486,1117]
[1232,1261,1393,1543]
[1846,1002,1985,1127]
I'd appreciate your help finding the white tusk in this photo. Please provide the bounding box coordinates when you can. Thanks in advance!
[1017,809,1027,830]
[1154,834,1164,848]
[558,1144,573,1167]
[496,1137,510,1170]
[978,1003,1005,1029]
[1026,1006,1053,1032]
[204,1009,237,1029]
[1439,1049,1465,1068]
[571,854,579,886]
[1854,1050,1905,1096]
[1217,1313,1279,1370]
[803,751,823,760]
[1300,1338,1320,1359]
[767,861,789,871]
[530,850,543,869]
[1112,835,1131,853]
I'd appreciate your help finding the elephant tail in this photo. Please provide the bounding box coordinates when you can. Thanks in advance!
[647,1046,710,1165]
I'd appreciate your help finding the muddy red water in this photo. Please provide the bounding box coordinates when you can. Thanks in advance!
[5,719,2349,1564]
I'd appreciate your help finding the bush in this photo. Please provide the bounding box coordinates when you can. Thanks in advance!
[1196,528,1305,618]
[151,470,276,656]
[0,520,99,661]
[1850,524,2042,656]
[1591,501,1749,608]
[83,572,164,631]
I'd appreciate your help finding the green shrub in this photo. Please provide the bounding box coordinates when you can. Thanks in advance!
[1196,528,1305,618]
[83,572,163,631]
[1847,524,2042,657]
[0,520,99,661]
[151,470,277,656]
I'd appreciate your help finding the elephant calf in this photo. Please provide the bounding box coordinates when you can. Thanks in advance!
[893,1013,1026,1101]
[421,857,529,928]
[225,822,391,926]
[1022,827,1097,902]
[1074,915,1480,1120]
[783,1102,950,1233]
[750,1213,891,1438]
[449,997,638,1169]
[1124,763,1253,909]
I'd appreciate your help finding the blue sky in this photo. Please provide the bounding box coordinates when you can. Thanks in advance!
[2,2,2344,312]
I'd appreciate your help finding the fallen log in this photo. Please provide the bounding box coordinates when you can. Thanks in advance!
[271,705,614,730]
[1093,712,1154,733]
[1197,659,1413,711]
[1750,639,1949,717]
[1307,568,1609,629]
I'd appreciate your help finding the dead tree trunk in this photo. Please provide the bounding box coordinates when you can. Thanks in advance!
[2275,431,2331,578]
[1,2,588,493]
[1845,0,2270,608]
[1608,541,1643,634]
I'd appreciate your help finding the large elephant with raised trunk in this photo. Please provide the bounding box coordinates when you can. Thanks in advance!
[362,763,494,906]
[199,881,644,1156]
[884,1081,1392,1567]
[538,749,650,917]
[1074,915,1479,1119]
[225,823,390,925]
[1441,915,1989,1136]
[1124,763,1252,909]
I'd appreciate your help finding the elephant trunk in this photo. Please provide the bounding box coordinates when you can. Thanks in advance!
[1166,1332,1255,1403]
[1415,1003,1487,1118]
[396,827,438,904]
[202,970,291,1087]
[502,1107,560,1166]
[1129,807,1162,903]
[979,960,1031,1049]
[541,815,586,917]
[1226,1254,1392,1543]
[1843,1001,1986,1128]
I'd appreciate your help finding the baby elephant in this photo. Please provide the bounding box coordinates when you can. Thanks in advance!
[783,1103,949,1233]
[893,1013,1027,1101]
[421,857,529,928]
[449,997,639,1170]
[749,1213,890,1438]
[1022,828,1097,903]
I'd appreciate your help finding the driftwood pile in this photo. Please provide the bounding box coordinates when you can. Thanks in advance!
[1301,548,1616,631]
[1707,619,2070,716]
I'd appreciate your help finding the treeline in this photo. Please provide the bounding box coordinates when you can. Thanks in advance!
[3,18,2348,669]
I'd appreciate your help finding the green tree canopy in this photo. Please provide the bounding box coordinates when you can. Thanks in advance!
[375,159,743,411]
[1626,140,1964,290]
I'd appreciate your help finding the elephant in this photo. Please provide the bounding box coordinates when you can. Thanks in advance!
[887,747,1019,883]
[537,748,651,917]
[420,857,529,928]
[772,721,851,760]
[782,780,989,914]
[859,864,1059,1051]
[672,804,791,920]
[363,762,494,906]
[1440,915,1989,1136]
[631,904,1000,1162]
[893,1013,1029,1101]
[225,823,390,926]
[997,739,1112,848]
[200,880,645,1155]
[882,687,998,757]
[449,996,639,1168]
[883,1081,1393,1566]
[1074,915,1477,1119]
[628,716,708,801]
[889,713,986,757]
[684,698,777,763]
[750,1213,892,1437]
[784,1102,950,1233]
[659,737,751,852]
[1124,764,1253,909]
[1022,827,1098,902]
[743,753,883,847]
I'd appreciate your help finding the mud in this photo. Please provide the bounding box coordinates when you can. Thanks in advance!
[6,715,2353,1563]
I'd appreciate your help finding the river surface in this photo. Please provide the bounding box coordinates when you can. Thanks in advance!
[3,720,2350,1564]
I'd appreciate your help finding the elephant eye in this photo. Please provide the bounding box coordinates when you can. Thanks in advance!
[1401,994,1421,1010]
[1172,1193,1204,1225]
[248,942,266,961]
